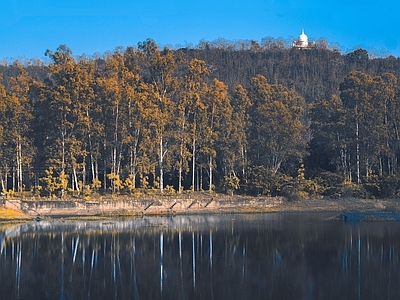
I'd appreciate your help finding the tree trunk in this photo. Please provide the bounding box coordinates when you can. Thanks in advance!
[0,171,5,191]
[16,137,23,192]
[82,162,86,189]
[130,150,137,190]
[4,165,8,192]
[95,161,99,181]
[61,120,66,198]
[73,165,79,193]
[103,159,107,191]
[192,138,196,191]
[178,138,184,193]
[241,146,246,181]
[178,161,182,194]
[356,120,360,184]
[12,167,15,192]
[200,168,203,191]
[159,136,164,193]
[209,155,213,192]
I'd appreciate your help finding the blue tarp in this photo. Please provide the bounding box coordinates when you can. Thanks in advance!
[340,212,400,221]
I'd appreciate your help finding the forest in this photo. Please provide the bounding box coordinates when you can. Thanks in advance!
[2,38,400,199]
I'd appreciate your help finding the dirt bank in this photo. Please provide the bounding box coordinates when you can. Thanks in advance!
[1,195,400,222]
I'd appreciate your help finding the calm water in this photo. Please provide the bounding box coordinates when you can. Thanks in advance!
[1,213,400,300]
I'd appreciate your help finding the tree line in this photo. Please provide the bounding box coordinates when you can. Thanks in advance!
[1,39,400,199]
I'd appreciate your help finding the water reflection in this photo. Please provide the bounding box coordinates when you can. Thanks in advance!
[1,214,400,299]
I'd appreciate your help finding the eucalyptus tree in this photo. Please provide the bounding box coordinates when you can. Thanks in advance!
[377,73,398,175]
[340,71,382,183]
[204,79,232,191]
[308,95,349,180]
[119,47,148,191]
[309,72,399,185]
[96,49,140,193]
[138,39,178,192]
[248,74,271,166]
[249,74,307,174]
[177,58,209,192]
[76,57,104,190]
[65,57,99,193]
[0,77,6,190]
[44,46,106,195]
[5,62,38,192]
[43,45,78,197]
[229,84,252,178]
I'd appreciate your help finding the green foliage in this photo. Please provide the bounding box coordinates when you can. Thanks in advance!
[279,165,322,201]
[362,173,381,198]
[311,171,344,196]
[379,175,400,198]
[248,75,307,174]
[245,166,291,196]
[340,182,368,199]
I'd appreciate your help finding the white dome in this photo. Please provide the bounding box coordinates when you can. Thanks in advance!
[299,29,308,43]
[292,29,314,48]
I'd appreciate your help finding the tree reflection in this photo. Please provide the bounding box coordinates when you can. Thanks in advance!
[0,215,400,299]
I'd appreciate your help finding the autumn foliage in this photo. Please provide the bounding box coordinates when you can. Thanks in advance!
[1,39,400,199]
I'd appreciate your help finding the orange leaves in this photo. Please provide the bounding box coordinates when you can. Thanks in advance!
[249,75,307,171]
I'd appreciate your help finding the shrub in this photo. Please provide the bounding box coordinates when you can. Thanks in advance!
[362,174,381,198]
[379,175,400,198]
[245,166,291,196]
[164,185,176,194]
[224,175,240,195]
[311,171,344,197]
[341,182,368,198]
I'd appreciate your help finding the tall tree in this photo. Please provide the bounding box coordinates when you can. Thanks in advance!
[340,71,377,183]
[0,76,7,190]
[43,45,78,197]
[6,62,38,192]
[249,75,307,174]
[96,49,140,193]
[376,73,398,175]
[138,39,178,192]
[308,95,348,179]
[178,58,209,191]
[229,84,252,178]
[204,78,232,190]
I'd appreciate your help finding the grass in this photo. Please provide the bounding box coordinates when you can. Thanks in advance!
[0,207,28,220]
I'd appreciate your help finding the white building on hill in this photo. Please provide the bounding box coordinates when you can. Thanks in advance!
[292,29,315,49]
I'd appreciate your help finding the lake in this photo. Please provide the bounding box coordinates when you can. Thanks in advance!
[1,213,400,300]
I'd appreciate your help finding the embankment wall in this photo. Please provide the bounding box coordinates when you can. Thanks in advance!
[3,197,283,217]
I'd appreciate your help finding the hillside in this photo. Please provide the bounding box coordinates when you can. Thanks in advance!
[0,40,400,200]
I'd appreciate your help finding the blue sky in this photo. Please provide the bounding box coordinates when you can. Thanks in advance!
[1,0,399,61]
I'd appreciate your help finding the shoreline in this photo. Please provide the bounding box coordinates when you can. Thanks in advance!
[1,196,400,222]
